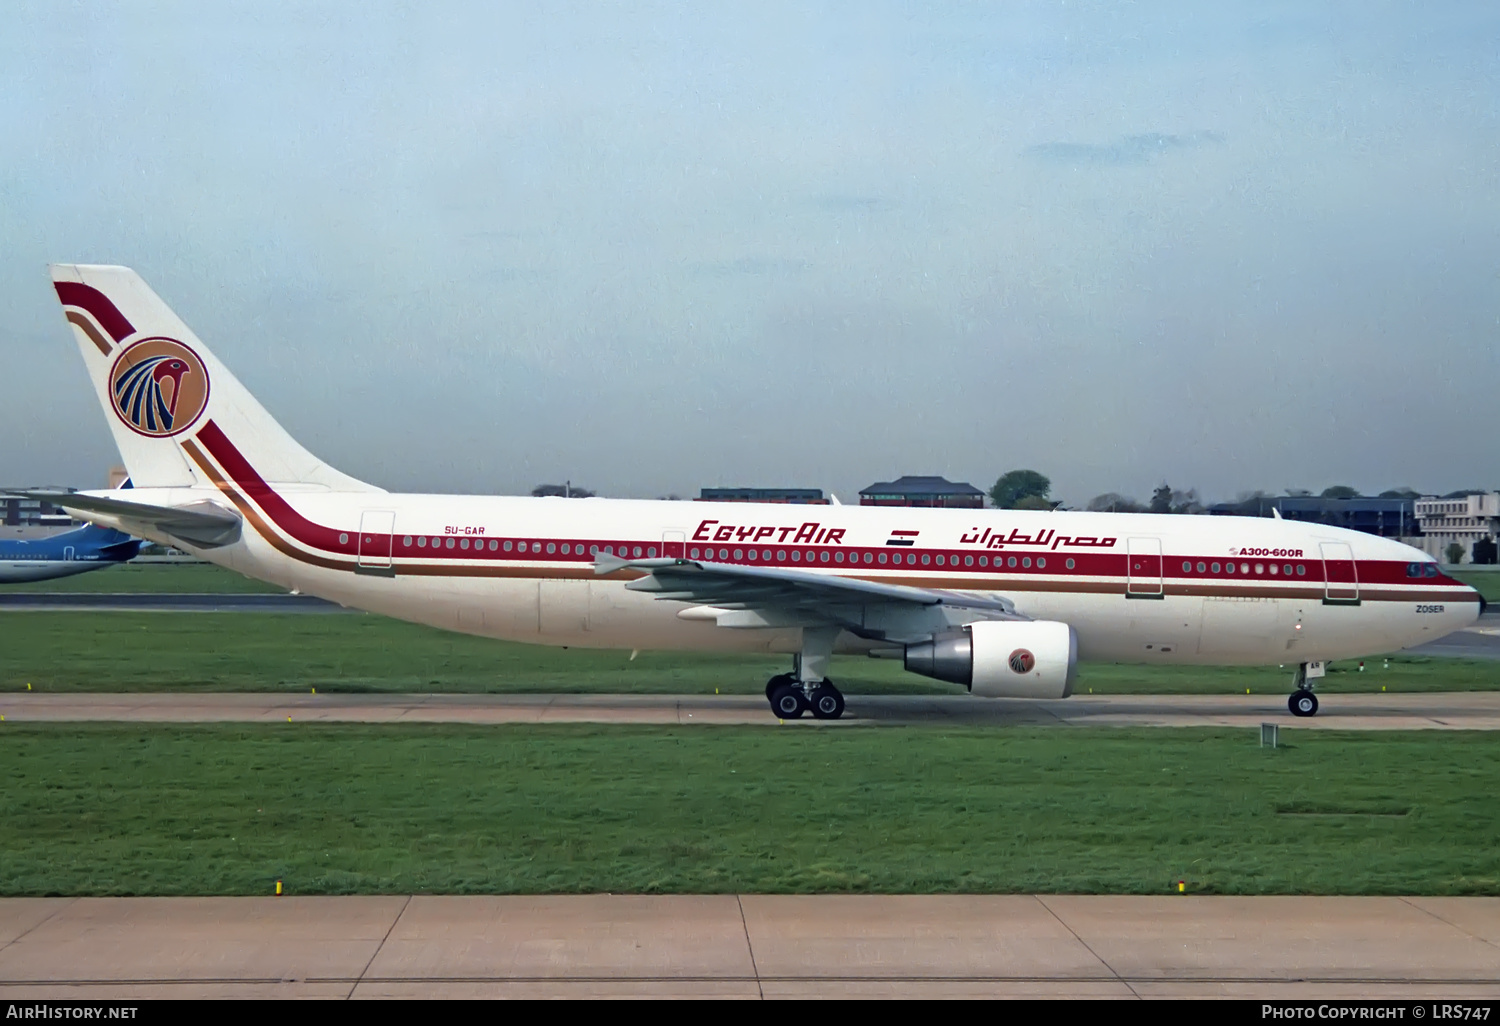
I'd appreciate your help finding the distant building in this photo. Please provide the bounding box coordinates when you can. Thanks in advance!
[698,488,828,504]
[859,475,985,509]
[1414,492,1500,563]
[0,490,77,528]
[1207,496,1418,538]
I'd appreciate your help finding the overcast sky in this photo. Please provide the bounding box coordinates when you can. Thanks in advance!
[2,2,1496,505]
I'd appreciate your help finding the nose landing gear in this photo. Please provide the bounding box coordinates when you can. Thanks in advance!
[1289,690,1319,717]
[1288,661,1320,717]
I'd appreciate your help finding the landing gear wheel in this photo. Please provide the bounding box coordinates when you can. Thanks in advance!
[765,673,796,700]
[769,682,807,719]
[1289,691,1319,717]
[809,682,845,720]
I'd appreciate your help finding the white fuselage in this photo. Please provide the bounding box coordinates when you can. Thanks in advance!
[81,474,1482,669]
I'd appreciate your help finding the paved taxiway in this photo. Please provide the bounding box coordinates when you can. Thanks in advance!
[2,895,1498,998]
[6,690,1500,728]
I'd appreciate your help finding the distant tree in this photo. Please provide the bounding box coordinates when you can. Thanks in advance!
[1474,538,1498,565]
[990,470,1050,509]
[1284,488,1312,497]
[1170,488,1204,515]
[1378,487,1421,499]
[1321,485,1360,499]
[1445,542,1467,565]
[1012,494,1057,511]
[1087,492,1145,513]
[1149,483,1173,514]
[531,483,595,498]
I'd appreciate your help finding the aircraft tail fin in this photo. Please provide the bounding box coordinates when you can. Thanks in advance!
[49,264,378,494]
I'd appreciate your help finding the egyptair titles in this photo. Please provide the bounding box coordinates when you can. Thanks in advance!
[691,519,1115,552]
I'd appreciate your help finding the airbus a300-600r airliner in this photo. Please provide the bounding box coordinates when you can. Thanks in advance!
[23,265,1483,720]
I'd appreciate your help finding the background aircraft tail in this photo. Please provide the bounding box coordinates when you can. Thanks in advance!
[49,264,377,494]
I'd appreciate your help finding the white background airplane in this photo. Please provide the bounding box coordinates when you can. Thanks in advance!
[34,264,1483,720]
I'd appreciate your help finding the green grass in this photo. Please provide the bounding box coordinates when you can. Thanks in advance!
[0,562,280,593]
[1,724,1496,896]
[1451,570,1500,603]
[1,612,1494,694]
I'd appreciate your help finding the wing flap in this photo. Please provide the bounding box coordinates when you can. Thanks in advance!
[595,554,1022,640]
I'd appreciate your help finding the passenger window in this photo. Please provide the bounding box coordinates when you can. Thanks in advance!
[792,551,801,561]
[777,550,786,561]
[1296,564,1304,576]
[878,553,888,564]
[733,549,742,560]
[403,535,413,547]
[835,552,844,563]
[1006,556,1016,568]
[1065,558,1074,570]
[979,556,988,567]
[1211,562,1220,573]
[1269,563,1278,574]
[561,543,570,555]
[489,540,498,551]
[339,533,349,545]
[1022,557,1031,568]
[533,542,542,553]
[418,537,427,548]
[1283,564,1292,575]
[1037,557,1046,569]
[821,551,830,562]
[1240,563,1249,573]
[545,542,554,553]
[936,555,945,566]
[1196,562,1206,573]
[964,555,974,566]
[1254,563,1264,574]
[922,554,931,565]
[690,547,700,558]
[1183,561,1192,573]
[462,538,471,550]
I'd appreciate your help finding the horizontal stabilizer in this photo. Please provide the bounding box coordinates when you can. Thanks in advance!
[7,491,242,549]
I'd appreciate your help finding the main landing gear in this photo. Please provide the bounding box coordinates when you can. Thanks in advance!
[1288,662,1319,718]
[765,626,847,720]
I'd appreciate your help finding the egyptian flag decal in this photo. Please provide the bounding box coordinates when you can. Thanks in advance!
[886,530,919,547]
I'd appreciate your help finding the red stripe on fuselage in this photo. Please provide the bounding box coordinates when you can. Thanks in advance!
[196,420,352,555]
[54,282,135,342]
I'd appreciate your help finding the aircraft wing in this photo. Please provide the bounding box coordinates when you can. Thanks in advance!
[5,491,242,548]
[594,553,1023,641]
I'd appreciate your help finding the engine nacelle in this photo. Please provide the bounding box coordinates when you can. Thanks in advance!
[904,620,1078,699]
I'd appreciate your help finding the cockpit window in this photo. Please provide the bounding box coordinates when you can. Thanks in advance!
[1407,562,1423,578]
[1425,564,1439,578]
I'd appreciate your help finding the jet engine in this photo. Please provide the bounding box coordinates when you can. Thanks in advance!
[904,620,1078,699]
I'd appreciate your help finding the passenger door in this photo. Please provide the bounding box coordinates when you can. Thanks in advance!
[357,509,396,575]
[1320,541,1359,604]
[1126,537,1163,598]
